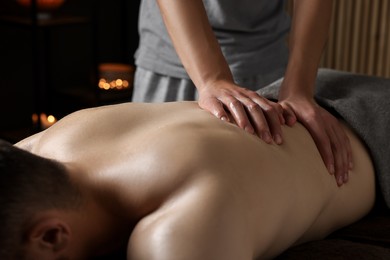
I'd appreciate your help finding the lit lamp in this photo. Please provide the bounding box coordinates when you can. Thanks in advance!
[16,0,66,19]
[98,63,134,91]
[32,113,57,130]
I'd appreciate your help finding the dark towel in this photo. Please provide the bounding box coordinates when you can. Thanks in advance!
[258,68,390,208]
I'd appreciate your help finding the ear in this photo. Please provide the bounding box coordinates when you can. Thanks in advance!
[27,217,71,254]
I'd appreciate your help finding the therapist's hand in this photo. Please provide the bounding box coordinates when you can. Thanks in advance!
[198,80,285,144]
[279,95,353,186]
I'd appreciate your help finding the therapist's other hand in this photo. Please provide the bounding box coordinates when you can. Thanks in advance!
[279,96,353,186]
[198,81,285,144]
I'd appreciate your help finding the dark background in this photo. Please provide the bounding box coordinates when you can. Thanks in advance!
[1,0,389,143]
[0,0,141,142]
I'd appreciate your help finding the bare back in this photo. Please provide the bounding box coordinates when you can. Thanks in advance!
[16,101,375,259]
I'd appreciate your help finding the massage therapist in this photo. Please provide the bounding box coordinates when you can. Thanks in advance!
[132,0,351,186]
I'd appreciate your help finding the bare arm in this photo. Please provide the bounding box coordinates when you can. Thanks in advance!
[279,0,353,186]
[156,0,351,186]
[281,0,333,98]
[156,0,285,144]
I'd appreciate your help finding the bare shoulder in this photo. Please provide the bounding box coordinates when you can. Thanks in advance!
[31,101,201,144]
[14,131,44,152]
[127,172,253,260]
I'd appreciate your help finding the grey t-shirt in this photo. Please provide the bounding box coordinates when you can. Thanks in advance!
[135,0,291,80]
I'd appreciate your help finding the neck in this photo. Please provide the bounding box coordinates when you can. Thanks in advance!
[65,163,136,258]
[78,196,133,257]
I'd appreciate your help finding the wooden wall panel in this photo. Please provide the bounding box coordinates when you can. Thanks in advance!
[287,0,390,78]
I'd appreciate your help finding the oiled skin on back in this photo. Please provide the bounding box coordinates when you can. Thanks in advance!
[16,101,375,259]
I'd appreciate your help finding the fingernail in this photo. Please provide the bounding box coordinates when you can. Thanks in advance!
[343,173,348,183]
[274,134,282,145]
[329,164,335,175]
[287,116,296,126]
[221,116,228,121]
[245,126,254,134]
[263,132,272,143]
[338,176,344,186]
[349,161,353,169]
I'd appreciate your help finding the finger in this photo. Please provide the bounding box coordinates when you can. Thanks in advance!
[329,125,347,186]
[202,98,230,122]
[332,123,352,183]
[257,100,283,144]
[222,96,255,135]
[246,90,285,125]
[239,98,273,143]
[244,93,283,144]
[346,135,353,170]
[280,102,297,126]
[303,118,335,177]
[338,126,353,170]
[269,101,285,125]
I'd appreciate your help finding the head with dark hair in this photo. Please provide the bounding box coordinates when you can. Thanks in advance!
[0,139,81,259]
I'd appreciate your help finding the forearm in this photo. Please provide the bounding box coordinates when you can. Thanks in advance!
[278,1,353,184]
[156,0,286,143]
[281,0,333,98]
[156,0,233,90]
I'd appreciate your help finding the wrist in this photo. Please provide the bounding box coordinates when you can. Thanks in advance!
[196,72,235,93]
[279,81,314,101]
[279,68,317,100]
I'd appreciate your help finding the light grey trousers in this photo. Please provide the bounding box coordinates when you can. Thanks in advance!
[131,67,285,103]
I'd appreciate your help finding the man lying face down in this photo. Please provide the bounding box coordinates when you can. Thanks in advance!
[0,69,389,260]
